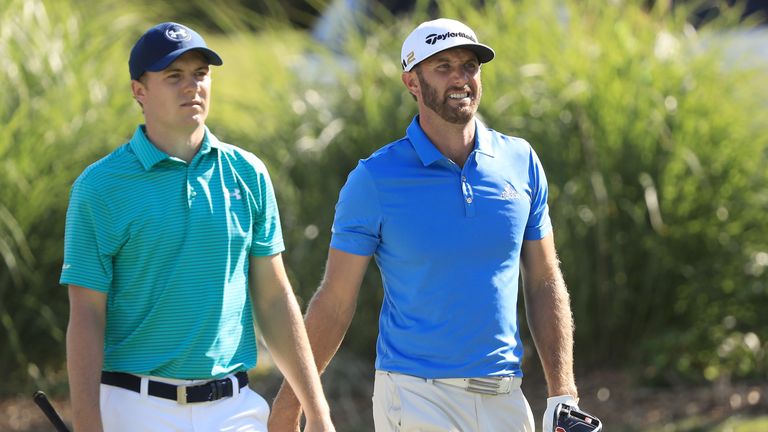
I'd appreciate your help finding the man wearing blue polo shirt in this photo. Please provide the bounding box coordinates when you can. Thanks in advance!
[61,22,334,432]
[270,18,585,432]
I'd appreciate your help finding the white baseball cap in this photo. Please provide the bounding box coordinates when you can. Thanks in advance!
[401,18,495,72]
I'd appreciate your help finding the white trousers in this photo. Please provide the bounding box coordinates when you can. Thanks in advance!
[373,371,535,432]
[99,374,269,432]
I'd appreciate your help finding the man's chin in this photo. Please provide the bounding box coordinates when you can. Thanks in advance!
[186,115,207,126]
[170,118,206,135]
[442,108,475,125]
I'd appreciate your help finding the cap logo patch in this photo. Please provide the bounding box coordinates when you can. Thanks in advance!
[165,26,191,42]
[424,31,477,45]
[406,51,416,65]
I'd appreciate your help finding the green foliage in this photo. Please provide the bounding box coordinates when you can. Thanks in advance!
[643,414,768,432]
[0,0,145,393]
[714,416,768,432]
[1,0,767,395]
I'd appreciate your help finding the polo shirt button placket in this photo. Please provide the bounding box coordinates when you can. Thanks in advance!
[187,182,196,208]
[461,173,475,217]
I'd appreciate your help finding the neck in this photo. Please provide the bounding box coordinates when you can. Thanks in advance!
[418,113,476,167]
[144,123,205,163]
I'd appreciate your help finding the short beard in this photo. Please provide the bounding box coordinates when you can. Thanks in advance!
[415,68,481,125]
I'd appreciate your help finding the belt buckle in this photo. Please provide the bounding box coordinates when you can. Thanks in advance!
[208,379,225,401]
[176,385,188,404]
[176,377,229,404]
[466,377,502,395]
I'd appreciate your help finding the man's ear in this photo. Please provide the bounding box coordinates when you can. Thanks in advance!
[131,79,147,104]
[401,71,420,99]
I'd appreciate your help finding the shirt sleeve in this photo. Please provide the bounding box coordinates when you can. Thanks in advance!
[330,161,381,256]
[249,158,285,256]
[59,178,116,292]
[524,147,553,240]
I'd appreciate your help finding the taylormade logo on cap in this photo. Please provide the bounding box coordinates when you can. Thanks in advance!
[424,31,477,46]
[401,18,495,72]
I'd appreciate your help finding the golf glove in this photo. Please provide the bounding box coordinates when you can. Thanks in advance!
[542,394,579,432]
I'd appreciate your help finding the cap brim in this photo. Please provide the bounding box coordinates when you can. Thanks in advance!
[456,43,495,64]
[146,47,223,73]
[406,42,496,72]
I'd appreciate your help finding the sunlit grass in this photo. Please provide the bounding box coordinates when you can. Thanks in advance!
[640,415,768,432]
[714,416,768,432]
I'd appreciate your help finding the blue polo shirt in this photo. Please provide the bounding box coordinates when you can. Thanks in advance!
[60,125,284,379]
[331,116,552,378]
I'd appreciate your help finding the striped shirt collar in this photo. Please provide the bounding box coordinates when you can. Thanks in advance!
[129,125,221,171]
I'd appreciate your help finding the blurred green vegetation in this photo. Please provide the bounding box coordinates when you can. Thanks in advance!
[1,0,767,406]
[637,414,768,432]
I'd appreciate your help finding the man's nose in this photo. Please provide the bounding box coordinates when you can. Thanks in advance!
[182,75,201,92]
[449,66,471,85]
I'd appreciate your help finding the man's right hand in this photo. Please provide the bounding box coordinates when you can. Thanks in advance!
[67,285,107,432]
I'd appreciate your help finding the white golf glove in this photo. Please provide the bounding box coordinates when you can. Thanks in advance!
[542,394,579,432]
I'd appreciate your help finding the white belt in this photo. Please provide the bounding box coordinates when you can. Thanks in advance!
[431,376,522,395]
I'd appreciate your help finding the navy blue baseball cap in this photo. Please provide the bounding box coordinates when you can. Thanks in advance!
[129,22,223,80]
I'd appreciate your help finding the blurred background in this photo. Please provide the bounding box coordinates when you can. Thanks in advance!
[1,0,767,430]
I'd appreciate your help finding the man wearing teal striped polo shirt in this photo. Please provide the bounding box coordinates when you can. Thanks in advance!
[61,22,334,432]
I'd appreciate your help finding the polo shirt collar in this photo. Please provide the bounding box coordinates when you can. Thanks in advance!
[129,125,220,170]
[200,128,223,155]
[473,117,496,158]
[406,115,496,166]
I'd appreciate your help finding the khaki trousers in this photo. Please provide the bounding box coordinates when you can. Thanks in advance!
[373,370,535,432]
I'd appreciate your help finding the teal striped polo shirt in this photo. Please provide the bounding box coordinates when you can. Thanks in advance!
[60,125,285,379]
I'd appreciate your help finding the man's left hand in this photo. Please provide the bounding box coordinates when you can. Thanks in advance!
[542,394,579,432]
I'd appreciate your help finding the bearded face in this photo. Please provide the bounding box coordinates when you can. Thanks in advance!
[413,51,482,125]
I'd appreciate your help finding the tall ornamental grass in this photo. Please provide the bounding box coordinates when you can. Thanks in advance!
[1,0,766,396]
[0,0,144,392]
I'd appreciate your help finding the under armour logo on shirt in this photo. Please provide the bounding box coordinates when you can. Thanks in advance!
[230,189,242,200]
